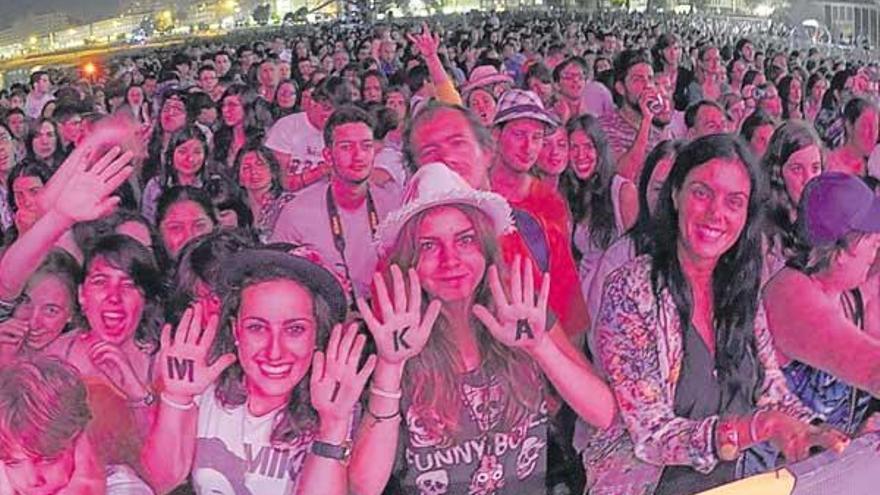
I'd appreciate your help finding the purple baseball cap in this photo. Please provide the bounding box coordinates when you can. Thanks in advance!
[798,172,880,248]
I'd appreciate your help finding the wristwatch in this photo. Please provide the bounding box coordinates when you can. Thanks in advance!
[311,440,351,462]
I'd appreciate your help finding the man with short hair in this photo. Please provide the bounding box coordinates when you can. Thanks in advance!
[265,76,352,191]
[378,40,400,77]
[489,90,590,341]
[24,71,54,120]
[256,58,280,103]
[270,106,401,299]
[197,66,224,102]
[599,49,666,183]
[685,99,729,138]
[53,104,84,156]
[0,356,151,495]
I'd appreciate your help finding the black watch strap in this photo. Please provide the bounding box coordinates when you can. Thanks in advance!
[311,440,351,461]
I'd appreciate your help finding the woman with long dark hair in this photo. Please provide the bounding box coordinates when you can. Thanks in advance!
[761,121,824,279]
[272,79,300,120]
[582,134,846,495]
[213,84,269,171]
[232,137,295,240]
[583,140,684,339]
[141,125,213,224]
[142,90,189,184]
[804,73,828,123]
[25,118,65,171]
[4,160,53,244]
[559,115,620,302]
[777,75,804,120]
[815,68,857,149]
[348,163,615,494]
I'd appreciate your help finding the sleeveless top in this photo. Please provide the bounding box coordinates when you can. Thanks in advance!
[609,174,629,235]
[781,290,873,435]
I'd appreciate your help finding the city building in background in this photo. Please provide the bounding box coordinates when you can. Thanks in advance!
[814,0,880,46]
[0,0,879,63]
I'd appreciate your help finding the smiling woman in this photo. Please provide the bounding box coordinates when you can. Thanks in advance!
[583,135,847,495]
[44,234,163,487]
[349,163,615,495]
[141,249,374,495]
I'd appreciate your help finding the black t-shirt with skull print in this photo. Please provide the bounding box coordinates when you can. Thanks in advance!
[397,368,549,495]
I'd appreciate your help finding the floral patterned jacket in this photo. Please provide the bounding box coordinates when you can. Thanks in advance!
[579,256,813,495]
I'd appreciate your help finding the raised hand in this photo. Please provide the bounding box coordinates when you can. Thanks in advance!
[473,255,550,353]
[356,265,441,366]
[158,303,236,404]
[37,116,140,215]
[86,336,148,401]
[406,22,441,60]
[49,146,134,223]
[310,323,377,429]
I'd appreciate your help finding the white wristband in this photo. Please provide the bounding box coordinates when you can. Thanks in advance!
[370,385,402,400]
[160,393,196,411]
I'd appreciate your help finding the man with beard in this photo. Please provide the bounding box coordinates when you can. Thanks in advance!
[599,49,667,183]
[269,106,402,299]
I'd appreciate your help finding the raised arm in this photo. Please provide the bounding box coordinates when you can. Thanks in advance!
[473,255,616,429]
[349,266,441,495]
[0,146,133,300]
[141,304,236,494]
[615,91,660,183]
[407,23,462,106]
[296,323,376,495]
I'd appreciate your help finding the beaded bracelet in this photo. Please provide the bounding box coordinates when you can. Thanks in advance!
[367,404,402,422]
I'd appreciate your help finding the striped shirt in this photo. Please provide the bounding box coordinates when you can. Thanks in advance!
[598,110,665,161]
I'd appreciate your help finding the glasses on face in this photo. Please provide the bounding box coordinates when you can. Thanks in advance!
[164,102,186,115]
[560,71,585,82]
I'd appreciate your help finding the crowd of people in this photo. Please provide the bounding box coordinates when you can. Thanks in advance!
[0,7,880,495]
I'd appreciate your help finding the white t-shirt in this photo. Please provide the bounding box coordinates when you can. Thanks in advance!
[192,388,313,495]
[269,179,402,299]
[0,463,154,495]
[582,81,615,118]
[265,112,325,176]
[374,144,408,186]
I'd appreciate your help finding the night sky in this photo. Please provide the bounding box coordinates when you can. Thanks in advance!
[0,0,122,27]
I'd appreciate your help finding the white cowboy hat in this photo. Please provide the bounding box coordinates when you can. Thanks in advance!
[374,163,514,256]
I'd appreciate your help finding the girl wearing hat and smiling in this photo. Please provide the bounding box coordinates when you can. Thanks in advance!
[347,163,615,495]
[764,172,880,436]
[141,250,376,495]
